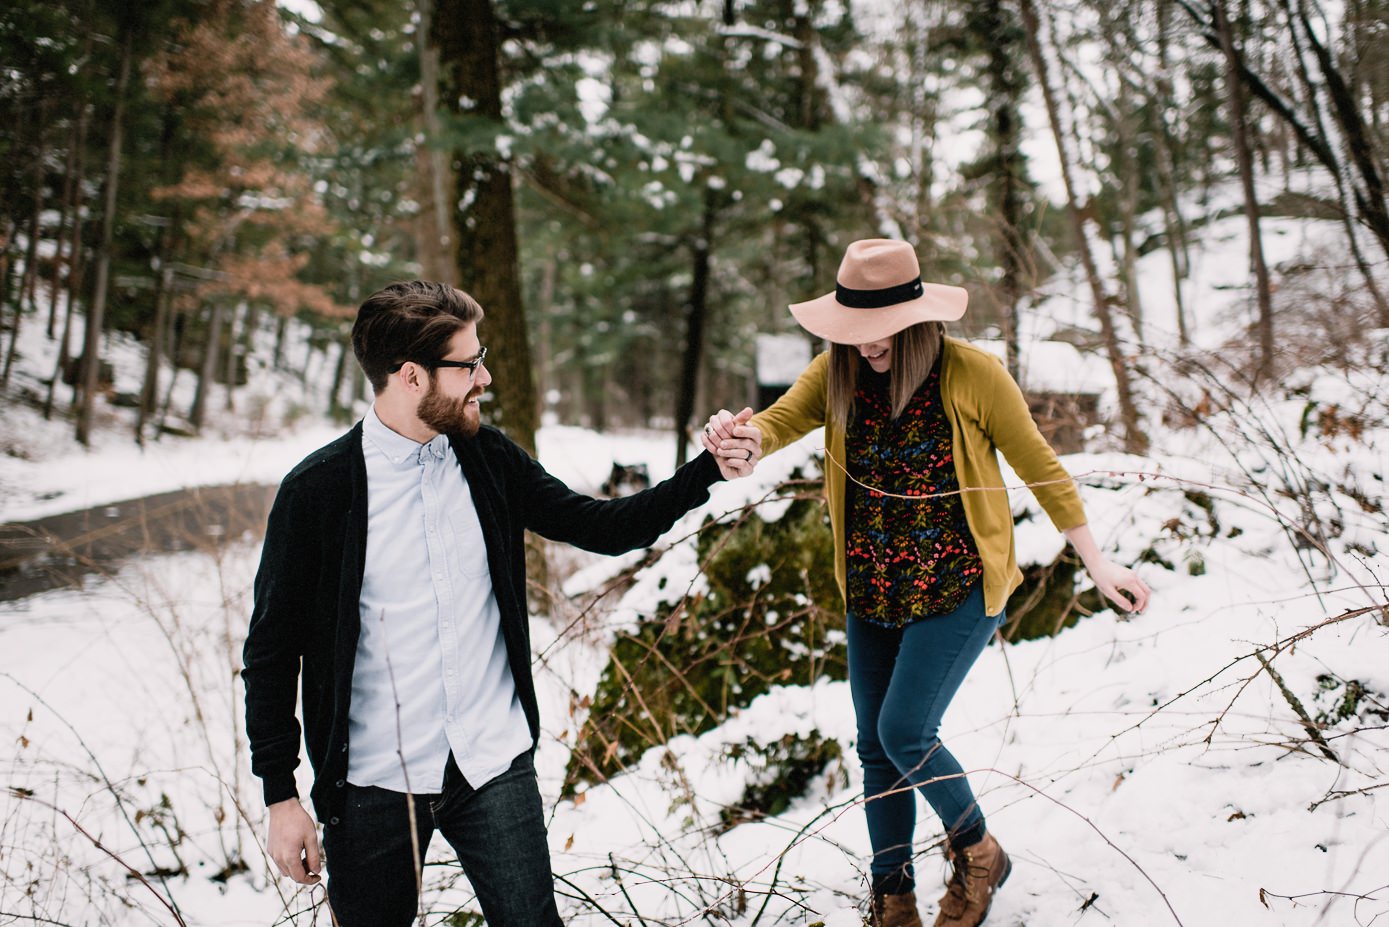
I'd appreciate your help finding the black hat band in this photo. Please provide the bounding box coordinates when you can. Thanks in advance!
[835,277,924,309]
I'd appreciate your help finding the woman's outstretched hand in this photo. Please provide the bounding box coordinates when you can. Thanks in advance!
[1063,524,1152,613]
[700,407,762,479]
[1084,557,1152,613]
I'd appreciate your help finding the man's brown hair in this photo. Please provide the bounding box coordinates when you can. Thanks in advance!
[351,281,484,393]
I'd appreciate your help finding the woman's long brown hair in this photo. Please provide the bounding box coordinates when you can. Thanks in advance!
[826,321,945,430]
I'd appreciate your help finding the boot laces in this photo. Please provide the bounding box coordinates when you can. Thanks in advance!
[939,846,988,918]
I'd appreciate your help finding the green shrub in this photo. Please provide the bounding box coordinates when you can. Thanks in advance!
[565,476,844,793]
[718,731,849,831]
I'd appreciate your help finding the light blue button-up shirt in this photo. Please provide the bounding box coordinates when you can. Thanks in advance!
[348,406,533,793]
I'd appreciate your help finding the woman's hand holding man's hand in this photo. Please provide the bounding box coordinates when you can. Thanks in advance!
[701,407,763,480]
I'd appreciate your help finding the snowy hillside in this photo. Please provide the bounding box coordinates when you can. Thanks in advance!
[3,371,1386,924]
[1,162,1386,925]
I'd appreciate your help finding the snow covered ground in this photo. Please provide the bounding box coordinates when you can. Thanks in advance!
[2,177,1387,923]
[3,406,1386,925]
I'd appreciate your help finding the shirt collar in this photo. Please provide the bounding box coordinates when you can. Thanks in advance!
[363,405,449,469]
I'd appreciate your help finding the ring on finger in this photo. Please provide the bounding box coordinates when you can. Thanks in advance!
[744,449,752,461]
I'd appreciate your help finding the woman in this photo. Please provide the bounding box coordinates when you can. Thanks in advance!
[702,239,1150,927]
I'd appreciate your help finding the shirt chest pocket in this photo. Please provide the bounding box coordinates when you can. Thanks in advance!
[444,496,494,580]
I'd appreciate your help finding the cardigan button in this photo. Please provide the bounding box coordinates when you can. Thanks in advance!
[329,816,340,826]
[335,779,345,788]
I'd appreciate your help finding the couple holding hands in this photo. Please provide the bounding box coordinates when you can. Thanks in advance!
[245,238,1150,927]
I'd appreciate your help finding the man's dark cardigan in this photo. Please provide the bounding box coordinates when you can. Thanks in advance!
[243,422,723,824]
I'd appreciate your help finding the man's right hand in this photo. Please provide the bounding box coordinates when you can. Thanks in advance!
[267,798,322,885]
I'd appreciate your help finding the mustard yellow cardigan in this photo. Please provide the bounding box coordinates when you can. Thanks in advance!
[750,337,1087,617]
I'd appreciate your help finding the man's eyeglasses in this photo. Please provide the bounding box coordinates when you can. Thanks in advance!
[390,346,487,376]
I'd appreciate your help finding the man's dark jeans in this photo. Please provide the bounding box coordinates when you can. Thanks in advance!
[323,752,563,926]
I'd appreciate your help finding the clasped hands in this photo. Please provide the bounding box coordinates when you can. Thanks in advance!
[701,407,763,480]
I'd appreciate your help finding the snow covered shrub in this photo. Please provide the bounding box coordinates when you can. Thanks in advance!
[717,730,848,832]
[1313,673,1389,728]
[565,482,844,793]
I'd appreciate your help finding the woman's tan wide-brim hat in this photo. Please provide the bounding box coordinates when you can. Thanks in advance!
[789,239,968,345]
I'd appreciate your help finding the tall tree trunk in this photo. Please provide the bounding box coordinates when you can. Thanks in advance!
[3,126,46,387]
[1150,4,1193,345]
[223,303,241,411]
[44,144,88,422]
[189,300,225,431]
[272,313,288,369]
[157,306,184,435]
[44,270,81,420]
[1214,0,1276,379]
[47,106,87,340]
[1103,12,1146,346]
[534,256,556,412]
[432,0,539,454]
[674,190,715,469]
[77,30,133,446]
[416,0,456,286]
[328,335,349,419]
[977,0,1027,380]
[136,263,174,444]
[1017,0,1146,454]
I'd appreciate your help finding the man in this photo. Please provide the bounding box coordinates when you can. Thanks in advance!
[242,281,758,925]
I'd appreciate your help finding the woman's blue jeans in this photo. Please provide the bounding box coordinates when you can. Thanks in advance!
[847,583,1001,894]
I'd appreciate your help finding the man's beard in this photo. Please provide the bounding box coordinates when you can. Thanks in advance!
[418,378,482,438]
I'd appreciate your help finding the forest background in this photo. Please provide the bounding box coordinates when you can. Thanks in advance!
[2,0,1389,924]
[8,0,1388,458]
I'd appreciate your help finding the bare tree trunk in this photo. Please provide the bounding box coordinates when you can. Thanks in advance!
[157,306,184,434]
[1150,5,1193,345]
[534,257,556,414]
[44,274,80,420]
[1017,0,1146,454]
[675,190,715,469]
[415,0,456,286]
[432,0,539,454]
[190,300,225,432]
[1213,0,1276,379]
[1104,12,1146,345]
[272,313,288,369]
[47,107,87,340]
[44,160,88,422]
[4,96,52,386]
[223,303,241,411]
[136,263,174,444]
[328,334,349,418]
[976,0,1028,381]
[3,128,45,387]
[77,30,132,446]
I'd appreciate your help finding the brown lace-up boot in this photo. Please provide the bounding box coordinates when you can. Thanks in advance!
[868,890,924,927]
[932,831,1011,927]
